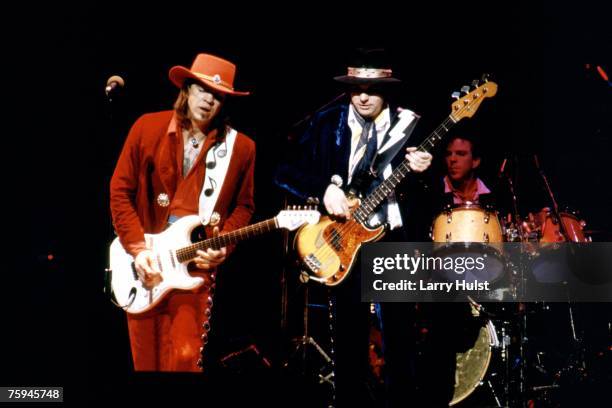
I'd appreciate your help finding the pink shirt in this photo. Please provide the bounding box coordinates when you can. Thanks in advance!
[443,176,491,205]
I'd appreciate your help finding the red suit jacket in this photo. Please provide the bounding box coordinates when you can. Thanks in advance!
[110,110,255,256]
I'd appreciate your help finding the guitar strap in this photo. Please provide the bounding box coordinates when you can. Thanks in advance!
[198,127,238,225]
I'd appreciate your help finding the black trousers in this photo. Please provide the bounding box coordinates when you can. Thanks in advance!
[333,262,375,407]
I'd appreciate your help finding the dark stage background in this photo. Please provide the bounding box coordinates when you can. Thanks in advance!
[2,1,610,406]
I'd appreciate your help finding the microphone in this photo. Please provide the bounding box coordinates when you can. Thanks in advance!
[497,157,508,178]
[105,75,125,97]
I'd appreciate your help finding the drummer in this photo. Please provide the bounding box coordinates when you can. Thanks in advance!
[407,132,496,405]
[442,133,494,206]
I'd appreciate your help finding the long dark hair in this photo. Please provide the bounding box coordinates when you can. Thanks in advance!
[173,79,230,140]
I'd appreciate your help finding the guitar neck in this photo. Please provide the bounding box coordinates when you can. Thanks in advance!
[354,115,458,222]
[175,218,278,263]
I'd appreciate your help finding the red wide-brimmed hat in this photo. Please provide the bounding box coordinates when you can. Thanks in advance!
[169,53,250,96]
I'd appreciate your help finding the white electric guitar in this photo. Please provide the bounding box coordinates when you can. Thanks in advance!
[109,208,320,314]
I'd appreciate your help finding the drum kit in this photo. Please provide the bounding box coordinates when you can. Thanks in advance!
[428,201,595,407]
[291,155,605,407]
[429,156,599,407]
[431,203,591,286]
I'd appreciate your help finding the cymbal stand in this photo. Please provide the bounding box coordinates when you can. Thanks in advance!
[533,154,571,242]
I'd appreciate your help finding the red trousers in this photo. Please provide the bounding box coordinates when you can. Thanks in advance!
[126,280,213,372]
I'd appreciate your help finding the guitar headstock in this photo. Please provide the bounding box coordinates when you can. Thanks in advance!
[450,75,498,122]
[277,206,321,231]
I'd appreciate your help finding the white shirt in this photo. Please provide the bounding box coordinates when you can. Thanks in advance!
[347,105,403,229]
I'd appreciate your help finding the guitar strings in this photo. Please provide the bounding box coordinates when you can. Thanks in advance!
[313,115,458,264]
[309,92,487,278]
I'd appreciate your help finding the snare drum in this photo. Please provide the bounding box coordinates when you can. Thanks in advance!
[431,204,506,283]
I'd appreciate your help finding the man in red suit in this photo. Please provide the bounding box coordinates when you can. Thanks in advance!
[110,53,255,371]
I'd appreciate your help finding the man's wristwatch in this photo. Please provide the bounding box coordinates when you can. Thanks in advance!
[330,174,343,188]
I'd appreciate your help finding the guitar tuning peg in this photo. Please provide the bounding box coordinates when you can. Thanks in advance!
[461,85,470,94]
[481,73,490,82]
[451,91,461,100]
[471,79,480,88]
[306,196,320,206]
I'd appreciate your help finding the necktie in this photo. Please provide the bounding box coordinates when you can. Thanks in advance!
[352,114,388,225]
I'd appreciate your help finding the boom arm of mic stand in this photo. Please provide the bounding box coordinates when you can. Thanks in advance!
[288,92,347,135]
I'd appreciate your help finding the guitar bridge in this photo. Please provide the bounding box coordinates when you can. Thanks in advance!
[304,254,322,273]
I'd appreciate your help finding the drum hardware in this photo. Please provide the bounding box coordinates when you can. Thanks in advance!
[523,207,591,283]
[445,206,453,223]
[539,208,589,243]
[485,378,504,408]
[445,153,603,407]
[518,300,592,407]
[500,156,532,300]
[451,299,514,407]
[533,154,576,244]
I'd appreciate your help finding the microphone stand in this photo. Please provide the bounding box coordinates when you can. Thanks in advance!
[279,92,346,328]
[279,94,346,393]
[280,92,345,328]
[103,81,121,301]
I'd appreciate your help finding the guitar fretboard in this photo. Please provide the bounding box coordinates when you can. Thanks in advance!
[353,116,457,224]
[175,218,277,263]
